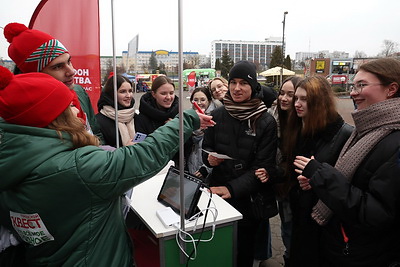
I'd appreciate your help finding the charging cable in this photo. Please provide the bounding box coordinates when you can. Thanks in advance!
[173,186,218,264]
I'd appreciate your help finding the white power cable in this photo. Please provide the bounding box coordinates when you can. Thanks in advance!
[173,188,218,261]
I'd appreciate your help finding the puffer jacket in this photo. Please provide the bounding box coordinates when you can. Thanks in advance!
[202,106,278,213]
[304,130,400,267]
[0,109,199,267]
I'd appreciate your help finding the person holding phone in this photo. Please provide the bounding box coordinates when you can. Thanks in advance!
[0,66,214,266]
[186,87,215,180]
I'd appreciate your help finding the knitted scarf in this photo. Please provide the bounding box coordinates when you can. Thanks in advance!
[223,93,267,133]
[100,105,136,146]
[311,98,400,225]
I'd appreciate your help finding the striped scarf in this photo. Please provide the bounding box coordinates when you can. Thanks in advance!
[223,93,267,133]
[311,97,400,225]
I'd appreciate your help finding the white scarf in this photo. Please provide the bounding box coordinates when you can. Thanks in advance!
[100,105,136,146]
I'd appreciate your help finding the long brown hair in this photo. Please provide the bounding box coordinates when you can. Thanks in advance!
[283,75,337,177]
[277,76,303,139]
[48,107,100,149]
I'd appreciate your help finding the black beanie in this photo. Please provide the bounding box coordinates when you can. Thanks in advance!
[228,60,260,96]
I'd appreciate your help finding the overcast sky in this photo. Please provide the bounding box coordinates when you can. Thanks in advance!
[1,0,400,61]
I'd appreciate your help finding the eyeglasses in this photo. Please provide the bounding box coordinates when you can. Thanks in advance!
[350,82,383,93]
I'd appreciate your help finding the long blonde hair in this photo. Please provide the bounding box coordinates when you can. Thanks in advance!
[47,107,100,149]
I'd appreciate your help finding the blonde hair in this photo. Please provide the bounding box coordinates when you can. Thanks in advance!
[209,77,228,90]
[48,107,100,149]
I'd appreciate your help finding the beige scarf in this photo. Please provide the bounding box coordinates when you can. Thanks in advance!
[100,105,136,146]
[311,98,400,225]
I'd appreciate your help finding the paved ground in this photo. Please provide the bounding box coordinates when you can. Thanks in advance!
[134,90,356,267]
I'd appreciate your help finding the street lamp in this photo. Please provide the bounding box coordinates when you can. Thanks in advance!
[280,11,288,87]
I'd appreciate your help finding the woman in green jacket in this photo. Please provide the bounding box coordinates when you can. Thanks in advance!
[0,66,214,266]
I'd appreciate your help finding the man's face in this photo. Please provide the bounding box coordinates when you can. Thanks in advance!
[229,78,252,103]
[42,53,75,89]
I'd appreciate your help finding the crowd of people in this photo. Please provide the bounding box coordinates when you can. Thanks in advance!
[1,22,400,267]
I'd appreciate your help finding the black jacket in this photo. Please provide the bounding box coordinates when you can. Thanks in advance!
[202,106,278,214]
[289,115,353,267]
[261,85,277,108]
[96,92,135,148]
[304,130,400,267]
[134,92,179,135]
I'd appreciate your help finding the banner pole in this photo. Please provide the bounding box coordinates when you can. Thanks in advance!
[177,0,187,263]
[111,0,119,148]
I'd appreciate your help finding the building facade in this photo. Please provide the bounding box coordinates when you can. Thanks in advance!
[295,52,320,62]
[296,51,350,62]
[123,50,207,74]
[210,37,282,70]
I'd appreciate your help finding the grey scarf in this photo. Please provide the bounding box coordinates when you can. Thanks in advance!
[311,98,400,225]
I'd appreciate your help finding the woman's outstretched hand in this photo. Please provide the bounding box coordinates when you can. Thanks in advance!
[197,112,216,129]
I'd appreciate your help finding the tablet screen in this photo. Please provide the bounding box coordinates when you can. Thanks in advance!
[157,166,202,219]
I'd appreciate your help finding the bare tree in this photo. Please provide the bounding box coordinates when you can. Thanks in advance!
[186,55,200,69]
[331,51,342,59]
[379,40,398,57]
[354,50,367,58]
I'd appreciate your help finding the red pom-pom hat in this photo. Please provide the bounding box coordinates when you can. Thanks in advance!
[4,22,69,73]
[0,66,74,127]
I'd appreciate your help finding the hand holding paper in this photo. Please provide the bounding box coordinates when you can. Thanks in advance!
[203,149,234,160]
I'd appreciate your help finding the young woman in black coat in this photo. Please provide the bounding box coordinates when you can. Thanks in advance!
[283,75,353,267]
[294,58,400,267]
[96,74,136,148]
[135,76,179,135]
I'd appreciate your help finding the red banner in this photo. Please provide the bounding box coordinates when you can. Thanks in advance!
[29,0,101,113]
[187,71,196,87]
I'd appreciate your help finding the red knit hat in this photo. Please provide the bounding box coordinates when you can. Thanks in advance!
[0,66,74,127]
[4,22,69,73]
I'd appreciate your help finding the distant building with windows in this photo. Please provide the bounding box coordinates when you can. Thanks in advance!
[118,34,210,73]
[296,51,350,63]
[210,37,282,70]
[131,50,206,73]
[295,52,320,62]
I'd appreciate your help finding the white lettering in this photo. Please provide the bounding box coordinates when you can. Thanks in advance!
[75,68,89,76]
[73,77,92,85]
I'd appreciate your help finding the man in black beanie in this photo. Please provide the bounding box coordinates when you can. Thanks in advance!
[203,60,278,266]
[228,60,261,98]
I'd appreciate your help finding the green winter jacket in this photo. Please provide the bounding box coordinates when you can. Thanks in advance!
[0,109,199,266]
